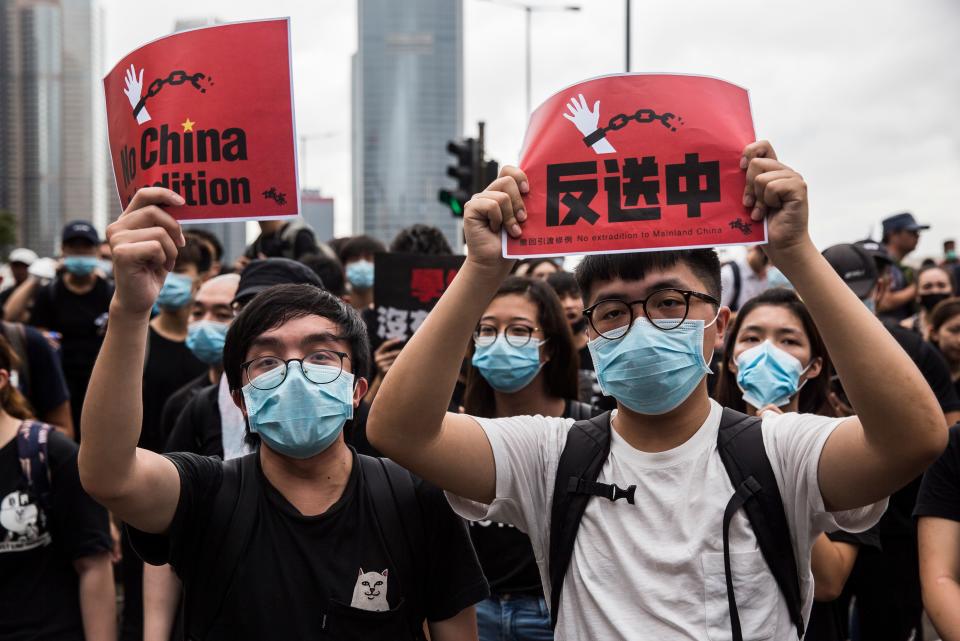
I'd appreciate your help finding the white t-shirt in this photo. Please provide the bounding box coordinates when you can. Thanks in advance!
[447,400,886,641]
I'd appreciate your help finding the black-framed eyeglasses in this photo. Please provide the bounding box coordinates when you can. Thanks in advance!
[473,324,542,348]
[241,350,350,390]
[583,288,720,339]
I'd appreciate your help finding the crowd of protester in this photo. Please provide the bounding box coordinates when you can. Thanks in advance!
[1,142,960,641]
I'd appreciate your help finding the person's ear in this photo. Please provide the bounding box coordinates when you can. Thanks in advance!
[0,369,10,392]
[231,389,247,416]
[803,356,823,381]
[713,306,732,345]
[352,377,369,408]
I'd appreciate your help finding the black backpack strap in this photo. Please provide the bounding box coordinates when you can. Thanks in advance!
[548,411,613,628]
[186,453,259,641]
[359,455,426,637]
[16,420,51,510]
[717,408,804,641]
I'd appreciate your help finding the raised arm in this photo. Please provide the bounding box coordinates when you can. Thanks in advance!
[78,188,187,533]
[367,169,528,503]
[744,141,947,511]
[919,517,960,641]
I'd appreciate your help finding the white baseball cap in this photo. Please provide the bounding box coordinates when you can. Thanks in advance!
[8,248,38,266]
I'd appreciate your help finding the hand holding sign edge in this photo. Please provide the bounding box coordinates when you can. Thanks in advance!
[741,141,811,267]
[107,187,186,317]
[465,166,528,273]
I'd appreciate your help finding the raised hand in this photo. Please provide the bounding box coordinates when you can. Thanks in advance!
[123,64,151,124]
[562,93,616,154]
[741,140,811,265]
[106,188,185,316]
[463,167,528,273]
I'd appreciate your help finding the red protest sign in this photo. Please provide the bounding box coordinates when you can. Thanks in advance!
[103,18,299,223]
[505,74,764,258]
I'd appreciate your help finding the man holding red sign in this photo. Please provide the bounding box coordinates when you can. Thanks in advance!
[367,135,946,641]
[506,74,764,258]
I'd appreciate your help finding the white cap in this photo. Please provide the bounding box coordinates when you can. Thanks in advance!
[27,257,57,280]
[8,248,38,266]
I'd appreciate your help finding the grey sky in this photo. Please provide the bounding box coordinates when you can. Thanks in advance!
[99,0,960,260]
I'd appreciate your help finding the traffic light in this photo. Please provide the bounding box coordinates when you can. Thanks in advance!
[438,138,477,217]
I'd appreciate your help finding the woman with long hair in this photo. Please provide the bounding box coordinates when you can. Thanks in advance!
[0,335,115,640]
[930,297,960,397]
[901,265,956,340]
[464,276,594,641]
[713,288,874,641]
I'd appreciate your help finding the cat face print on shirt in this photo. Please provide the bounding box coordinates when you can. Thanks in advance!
[350,568,389,612]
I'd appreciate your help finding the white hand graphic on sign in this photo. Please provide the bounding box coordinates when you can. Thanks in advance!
[562,93,615,155]
[123,64,151,125]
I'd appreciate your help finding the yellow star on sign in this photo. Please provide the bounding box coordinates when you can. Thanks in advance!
[181,117,195,132]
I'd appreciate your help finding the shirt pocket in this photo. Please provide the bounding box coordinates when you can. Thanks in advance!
[701,550,777,641]
[323,598,418,641]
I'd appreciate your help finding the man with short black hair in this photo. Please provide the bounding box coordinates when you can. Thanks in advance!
[79,189,488,641]
[879,211,929,322]
[368,141,946,640]
[29,221,113,438]
[339,235,386,311]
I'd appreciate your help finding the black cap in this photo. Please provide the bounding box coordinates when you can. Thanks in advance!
[234,258,324,304]
[822,243,878,299]
[882,212,929,235]
[62,220,99,245]
[853,239,894,267]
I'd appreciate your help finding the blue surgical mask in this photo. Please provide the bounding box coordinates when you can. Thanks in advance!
[156,273,194,310]
[735,341,810,409]
[588,317,713,415]
[346,260,375,290]
[472,336,544,393]
[63,255,99,277]
[241,363,354,459]
[186,320,229,365]
[861,296,876,314]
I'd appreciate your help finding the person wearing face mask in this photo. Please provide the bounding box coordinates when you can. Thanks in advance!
[822,243,960,641]
[713,288,879,641]
[546,271,603,407]
[119,239,208,641]
[368,141,949,641]
[900,265,956,340]
[27,221,114,439]
[338,235,386,311]
[79,188,489,641]
[464,276,594,641]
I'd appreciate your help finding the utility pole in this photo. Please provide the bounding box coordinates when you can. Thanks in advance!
[625,0,632,72]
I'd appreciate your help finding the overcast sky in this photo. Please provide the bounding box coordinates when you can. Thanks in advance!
[99,0,960,260]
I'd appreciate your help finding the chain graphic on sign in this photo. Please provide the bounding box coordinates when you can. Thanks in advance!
[729,219,753,236]
[562,93,683,156]
[262,187,287,206]
[123,65,214,125]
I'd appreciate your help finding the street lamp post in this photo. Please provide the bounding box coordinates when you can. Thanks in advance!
[480,0,581,116]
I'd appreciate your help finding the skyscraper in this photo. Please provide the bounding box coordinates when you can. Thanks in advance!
[0,0,106,257]
[353,0,463,248]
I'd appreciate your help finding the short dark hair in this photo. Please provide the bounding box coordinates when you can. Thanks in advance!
[300,253,347,298]
[174,238,210,274]
[339,235,386,264]
[389,224,452,255]
[463,276,578,418]
[223,284,371,391]
[546,271,580,299]
[575,249,721,305]
[185,228,224,262]
[930,297,960,336]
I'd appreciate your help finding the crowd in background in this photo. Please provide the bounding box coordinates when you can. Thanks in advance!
[2,199,960,641]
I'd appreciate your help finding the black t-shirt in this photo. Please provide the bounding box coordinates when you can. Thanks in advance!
[915,422,960,522]
[130,450,488,639]
[0,428,111,641]
[141,327,207,453]
[871,324,960,539]
[30,277,112,380]
[804,529,881,641]
[468,399,599,597]
[159,374,212,450]
[0,323,70,416]
[164,383,224,457]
